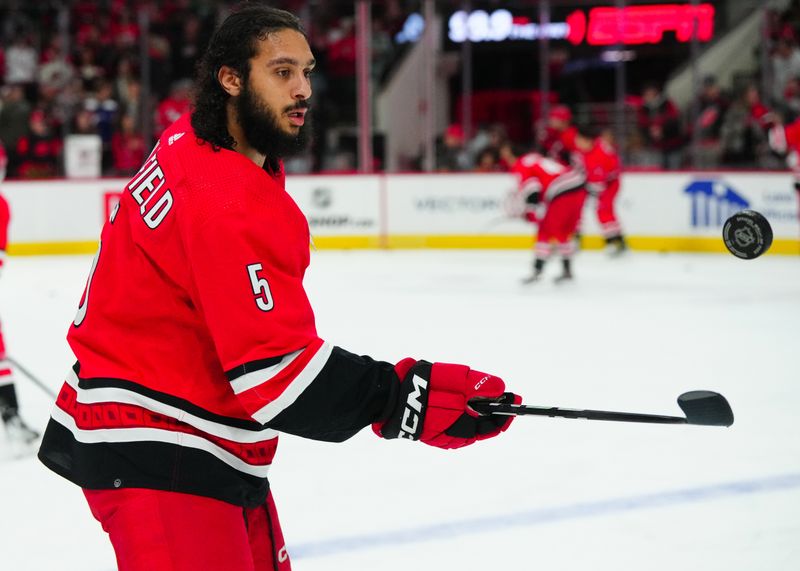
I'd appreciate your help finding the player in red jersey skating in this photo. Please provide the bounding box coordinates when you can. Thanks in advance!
[0,141,41,454]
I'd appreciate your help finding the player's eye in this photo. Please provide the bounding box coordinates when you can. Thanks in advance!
[276,69,290,78]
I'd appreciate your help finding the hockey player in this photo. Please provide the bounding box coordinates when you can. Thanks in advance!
[541,104,578,164]
[37,6,521,571]
[0,140,41,452]
[579,127,627,255]
[768,115,800,201]
[512,149,586,283]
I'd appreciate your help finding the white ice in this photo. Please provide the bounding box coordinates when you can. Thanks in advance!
[1,249,799,571]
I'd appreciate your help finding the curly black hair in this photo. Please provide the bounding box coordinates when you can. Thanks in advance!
[191,3,306,151]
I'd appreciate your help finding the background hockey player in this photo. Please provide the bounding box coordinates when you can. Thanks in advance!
[541,104,577,164]
[768,115,800,223]
[578,126,628,256]
[0,140,41,452]
[37,6,521,570]
[511,149,586,283]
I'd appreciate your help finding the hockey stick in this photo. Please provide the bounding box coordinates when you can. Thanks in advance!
[7,356,57,399]
[470,391,734,427]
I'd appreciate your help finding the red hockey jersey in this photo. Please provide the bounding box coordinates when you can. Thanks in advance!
[39,115,395,507]
[511,152,585,202]
[1,141,8,271]
[769,119,800,182]
[582,138,621,195]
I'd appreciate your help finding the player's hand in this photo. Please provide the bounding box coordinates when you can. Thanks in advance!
[524,210,538,223]
[374,359,521,449]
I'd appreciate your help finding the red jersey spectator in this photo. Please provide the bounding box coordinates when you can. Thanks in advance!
[15,110,62,179]
[155,79,192,137]
[111,113,145,176]
[637,83,684,169]
[692,76,729,168]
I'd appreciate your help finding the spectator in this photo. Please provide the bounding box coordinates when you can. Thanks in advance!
[436,124,471,171]
[155,79,192,137]
[467,123,509,167]
[111,113,145,176]
[497,141,517,171]
[71,108,98,136]
[84,81,120,170]
[113,58,139,115]
[4,34,38,100]
[172,15,206,81]
[474,147,500,172]
[0,85,32,175]
[692,75,729,168]
[771,37,800,105]
[720,85,771,168]
[783,76,800,120]
[75,47,104,91]
[637,82,684,169]
[15,109,62,179]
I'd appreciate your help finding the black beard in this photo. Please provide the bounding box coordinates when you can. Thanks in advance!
[235,81,310,161]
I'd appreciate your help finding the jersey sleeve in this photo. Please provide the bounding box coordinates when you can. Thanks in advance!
[178,172,396,440]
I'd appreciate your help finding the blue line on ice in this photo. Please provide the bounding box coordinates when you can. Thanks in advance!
[291,472,800,559]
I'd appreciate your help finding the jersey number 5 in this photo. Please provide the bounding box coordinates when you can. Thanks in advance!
[246,263,275,312]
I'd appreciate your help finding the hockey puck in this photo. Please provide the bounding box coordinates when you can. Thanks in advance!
[722,210,773,260]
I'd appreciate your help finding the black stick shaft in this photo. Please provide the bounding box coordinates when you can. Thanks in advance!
[7,356,57,399]
[473,402,688,425]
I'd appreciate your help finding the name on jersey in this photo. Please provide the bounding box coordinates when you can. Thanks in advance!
[126,142,174,229]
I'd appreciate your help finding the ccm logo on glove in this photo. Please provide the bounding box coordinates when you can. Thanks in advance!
[375,359,521,449]
[399,374,428,439]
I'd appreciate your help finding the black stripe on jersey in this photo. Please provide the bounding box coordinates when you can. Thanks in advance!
[265,346,399,442]
[225,355,285,381]
[38,418,270,508]
[72,362,265,432]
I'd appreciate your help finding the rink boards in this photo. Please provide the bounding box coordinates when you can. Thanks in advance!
[3,171,799,255]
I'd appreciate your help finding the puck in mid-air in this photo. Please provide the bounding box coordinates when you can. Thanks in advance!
[722,210,773,260]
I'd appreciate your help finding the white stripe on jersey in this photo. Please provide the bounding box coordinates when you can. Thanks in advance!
[768,126,787,154]
[251,341,334,424]
[520,179,542,195]
[64,369,278,443]
[545,168,586,201]
[230,348,304,395]
[0,360,13,386]
[49,405,272,478]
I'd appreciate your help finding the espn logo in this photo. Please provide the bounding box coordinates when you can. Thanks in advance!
[399,374,428,440]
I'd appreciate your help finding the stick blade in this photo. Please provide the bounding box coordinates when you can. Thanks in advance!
[677,391,734,427]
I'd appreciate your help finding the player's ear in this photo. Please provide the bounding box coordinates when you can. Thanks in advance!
[218,65,242,97]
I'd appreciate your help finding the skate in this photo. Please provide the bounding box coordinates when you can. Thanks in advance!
[553,258,573,283]
[520,269,543,284]
[521,258,545,285]
[553,269,573,283]
[2,410,40,458]
[606,237,628,257]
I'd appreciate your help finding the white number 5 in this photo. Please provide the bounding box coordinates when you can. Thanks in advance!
[246,263,274,312]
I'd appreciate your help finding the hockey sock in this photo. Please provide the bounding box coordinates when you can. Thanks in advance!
[0,383,19,421]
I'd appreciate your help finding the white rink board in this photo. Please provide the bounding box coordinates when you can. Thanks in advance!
[2,171,798,249]
[384,173,528,235]
[618,172,798,237]
[287,175,381,238]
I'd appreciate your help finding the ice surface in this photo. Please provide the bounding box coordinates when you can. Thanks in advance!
[1,250,798,570]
